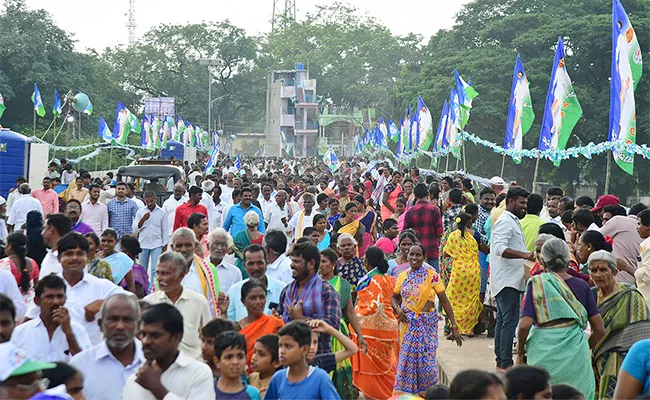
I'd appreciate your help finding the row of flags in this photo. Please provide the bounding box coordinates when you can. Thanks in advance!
[29,84,93,118]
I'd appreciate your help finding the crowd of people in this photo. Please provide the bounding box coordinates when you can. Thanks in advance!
[1,155,650,400]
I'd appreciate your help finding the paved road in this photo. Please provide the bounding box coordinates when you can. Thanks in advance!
[437,327,496,385]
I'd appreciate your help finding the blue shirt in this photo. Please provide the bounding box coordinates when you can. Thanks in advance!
[223,203,265,236]
[621,339,650,394]
[214,381,261,400]
[265,366,341,400]
[107,197,138,238]
[226,276,286,321]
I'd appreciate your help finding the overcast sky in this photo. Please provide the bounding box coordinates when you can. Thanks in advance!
[19,0,470,51]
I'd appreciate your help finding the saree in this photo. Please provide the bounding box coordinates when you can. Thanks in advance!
[525,273,595,400]
[328,276,355,400]
[233,229,253,279]
[393,266,445,395]
[317,233,331,251]
[381,184,402,222]
[87,258,113,281]
[103,252,134,284]
[594,284,650,400]
[358,211,376,258]
[240,314,284,371]
[352,269,399,400]
[337,257,366,287]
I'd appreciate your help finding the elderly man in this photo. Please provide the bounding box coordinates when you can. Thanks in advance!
[70,294,145,400]
[7,183,43,232]
[226,244,286,321]
[264,229,293,284]
[265,190,291,232]
[31,176,59,218]
[199,180,218,231]
[162,183,188,241]
[206,228,241,295]
[170,228,219,318]
[143,252,211,360]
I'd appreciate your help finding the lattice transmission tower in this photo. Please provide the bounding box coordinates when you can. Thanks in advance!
[271,0,296,33]
[126,0,137,46]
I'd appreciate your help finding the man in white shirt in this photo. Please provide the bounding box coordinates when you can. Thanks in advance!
[7,184,43,232]
[6,176,26,215]
[264,230,293,284]
[286,193,316,239]
[162,183,188,242]
[12,274,91,362]
[490,186,534,370]
[143,252,211,360]
[259,184,276,217]
[122,303,213,399]
[0,196,7,244]
[70,294,145,400]
[0,273,25,325]
[220,173,235,205]
[206,228,242,295]
[133,191,169,291]
[265,190,290,232]
[81,184,109,235]
[199,180,217,229]
[211,185,227,230]
[39,213,73,278]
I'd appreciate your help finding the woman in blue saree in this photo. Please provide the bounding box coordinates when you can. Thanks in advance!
[100,229,135,293]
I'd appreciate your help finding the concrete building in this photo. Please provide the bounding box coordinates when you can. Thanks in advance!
[264,63,320,157]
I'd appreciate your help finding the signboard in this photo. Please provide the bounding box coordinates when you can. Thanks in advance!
[144,97,175,120]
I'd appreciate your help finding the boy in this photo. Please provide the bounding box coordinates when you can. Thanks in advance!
[213,331,261,399]
[202,318,241,378]
[265,321,341,400]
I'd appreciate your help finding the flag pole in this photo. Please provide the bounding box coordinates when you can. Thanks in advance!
[462,138,467,172]
[605,150,612,194]
[445,155,449,173]
[500,154,506,177]
[52,116,57,161]
[33,109,36,135]
[532,155,541,193]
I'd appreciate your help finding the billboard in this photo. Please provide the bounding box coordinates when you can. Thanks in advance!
[144,97,175,120]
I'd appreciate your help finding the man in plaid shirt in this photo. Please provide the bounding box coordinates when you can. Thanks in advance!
[443,188,464,233]
[107,181,139,238]
[404,183,443,272]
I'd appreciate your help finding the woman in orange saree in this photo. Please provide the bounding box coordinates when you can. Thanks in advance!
[351,247,399,400]
[381,171,403,223]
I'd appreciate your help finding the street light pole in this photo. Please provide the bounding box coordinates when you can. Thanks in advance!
[198,58,220,131]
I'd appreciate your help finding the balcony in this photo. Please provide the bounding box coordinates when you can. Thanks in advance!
[280,114,295,127]
[295,120,319,135]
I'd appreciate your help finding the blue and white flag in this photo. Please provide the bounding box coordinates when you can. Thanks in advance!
[53,89,62,117]
[205,144,220,174]
[323,146,340,172]
[504,54,535,164]
[32,83,45,117]
[416,96,433,151]
[396,117,403,159]
[388,119,399,143]
[434,100,449,153]
[98,117,113,143]
[235,152,241,171]
[378,116,388,148]
[141,115,152,148]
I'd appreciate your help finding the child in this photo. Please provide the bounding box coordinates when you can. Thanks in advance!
[306,320,358,373]
[249,335,281,398]
[202,318,241,378]
[213,331,261,400]
[265,321,342,400]
[375,218,399,255]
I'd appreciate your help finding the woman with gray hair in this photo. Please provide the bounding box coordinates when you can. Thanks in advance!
[232,210,265,278]
[516,238,605,400]
[589,250,650,400]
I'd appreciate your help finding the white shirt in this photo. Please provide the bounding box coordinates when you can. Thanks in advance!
[265,202,289,233]
[121,351,213,400]
[130,197,145,210]
[220,185,234,204]
[587,223,600,232]
[260,197,276,218]
[181,260,204,299]
[188,171,202,184]
[142,288,211,360]
[81,199,109,235]
[7,194,43,228]
[162,195,189,241]
[0,268,26,321]
[211,259,242,295]
[71,340,145,400]
[199,193,216,229]
[490,210,528,296]
[6,190,21,214]
[99,188,115,205]
[11,316,91,362]
[61,170,78,185]
[25,272,127,345]
[132,205,169,249]
[39,250,62,278]
[286,210,315,239]
[212,202,226,231]
[266,253,293,284]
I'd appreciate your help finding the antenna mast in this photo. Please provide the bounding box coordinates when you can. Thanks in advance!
[271,0,296,33]
[127,0,137,46]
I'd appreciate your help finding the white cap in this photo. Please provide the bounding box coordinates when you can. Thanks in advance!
[0,342,55,382]
[0,196,6,206]
[489,176,506,186]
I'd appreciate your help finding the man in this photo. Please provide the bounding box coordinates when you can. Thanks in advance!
[7,184,43,232]
[211,184,226,230]
[572,208,599,238]
[520,193,545,252]
[0,196,7,244]
[264,230,293,284]
[220,173,235,205]
[600,206,642,284]
[70,294,144,400]
[260,184,276,217]
[265,190,291,232]
[222,189,242,229]
[0,272,25,325]
[143,252,211,360]
[65,199,94,234]
[68,176,89,203]
[107,182,138,239]
[490,186,534,371]
[11,274,91,362]
[540,186,563,222]
[277,239,340,355]
[31,177,59,218]
[162,183,188,241]
[442,188,464,232]
[548,198,561,222]
[286,193,315,239]
[173,186,208,231]
[199,180,217,231]
[206,228,241,295]
[188,213,209,255]
[61,163,78,185]
[223,186,265,236]
[476,188,496,300]
[591,194,620,220]
[39,213,72,277]
[126,182,145,209]
[81,184,109,235]
[403,183,443,271]
[171,228,219,318]
[226,244,287,321]
[26,232,128,345]
[133,191,169,291]
[489,176,507,196]
[122,304,213,399]
[0,342,56,400]
[6,176,26,215]
[47,162,60,180]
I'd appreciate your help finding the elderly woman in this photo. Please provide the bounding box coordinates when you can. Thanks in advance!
[517,238,605,400]
[589,250,650,400]
[336,233,366,287]
[233,210,265,278]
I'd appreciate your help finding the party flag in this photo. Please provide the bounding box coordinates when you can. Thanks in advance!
[98,117,113,143]
[176,117,186,141]
[53,89,62,118]
[396,117,403,158]
[204,144,220,174]
[609,0,643,175]
[448,89,462,159]
[150,115,161,150]
[0,94,5,119]
[416,96,434,151]
[141,115,152,148]
[113,102,138,144]
[161,116,171,149]
[184,122,194,147]
[434,100,449,153]
[401,105,412,155]
[388,119,399,143]
[538,38,583,166]
[322,147,340,172]
[32,83,46,117]
[235,152,241,171]
[454,70,479,129]
[83,99,93,115]
[505,54,535,164]
[378,116,388,148]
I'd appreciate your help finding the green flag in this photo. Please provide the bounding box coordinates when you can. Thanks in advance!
[32,83,46,117]
[0,94,5,119]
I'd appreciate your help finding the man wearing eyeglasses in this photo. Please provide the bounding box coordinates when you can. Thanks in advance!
[64,199,94,235]
[206,228,241,295]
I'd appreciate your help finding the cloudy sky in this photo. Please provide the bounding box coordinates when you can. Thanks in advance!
[19,0,470,51]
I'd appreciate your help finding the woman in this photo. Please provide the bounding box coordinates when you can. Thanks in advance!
[576,231,632,278]
[461,178,476,204]
[84,233,113,281]
[233,211,265,278]
[393,197,407,232]
[120,235,149,299]
[516,238,605,400]
[25,210,47,266]
[41,362,85,400]
[100,229,135,293]
[0,232,39,303]
[239,279,284,371]
[381,171,403,222]
[392,243,463,396]
[320,248,365,399]
[312,214,331,251]
[336,234,366,287]
[333,202,365,245]
[375,218,399,256]
[354,195,376,257]
[443,212,483,337]
[402,179,415,206]
[529,230,589,283]
[387,230,417,277]
[589,250,650,400]
[351,246,399,400]
[327,198,341,226]
[636,209,650,307]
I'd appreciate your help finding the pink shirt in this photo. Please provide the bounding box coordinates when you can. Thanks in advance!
[31,188,59,217]
[600,215,642,284]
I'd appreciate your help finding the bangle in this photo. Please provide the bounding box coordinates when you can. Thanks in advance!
[451,326,459,331]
